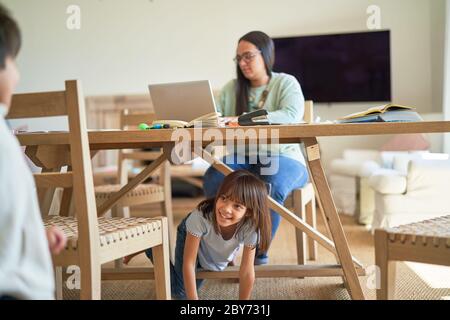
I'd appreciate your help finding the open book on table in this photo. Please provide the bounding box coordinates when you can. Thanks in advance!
[152,112,221,128]
[337,104,423,123]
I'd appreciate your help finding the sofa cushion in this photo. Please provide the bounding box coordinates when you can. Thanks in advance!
[391,152,429,174]
[407,159,450,193]
[368,169,407,194]
[379,151,412,169]
[328,174,356,215]
[372,192,450,229]
[359,160,381,178]
[329,159,362,176]
[342,149,380,162]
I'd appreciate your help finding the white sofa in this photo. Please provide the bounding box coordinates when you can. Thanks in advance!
[328,149,380,223]
[369,154,450,230]
[329,149,439,225]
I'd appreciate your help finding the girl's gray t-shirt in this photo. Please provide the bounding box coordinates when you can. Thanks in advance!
[185,209,258,271]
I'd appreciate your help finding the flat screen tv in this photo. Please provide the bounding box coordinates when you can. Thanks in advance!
[273,30,391,103]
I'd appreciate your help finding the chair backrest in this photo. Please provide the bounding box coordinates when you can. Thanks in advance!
[120,109,156,129]
[9,80,101,250]
[7,90,68,119]
[304,100,314,124]
[117,109,166,186]
[299,100,314,163]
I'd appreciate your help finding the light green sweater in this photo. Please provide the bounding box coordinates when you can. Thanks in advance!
[216,72,306,165]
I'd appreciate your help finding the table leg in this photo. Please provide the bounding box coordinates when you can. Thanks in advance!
[194,145,365,299]
[194,147,363,267]
[304,137,365,300]
[306,156,345,285]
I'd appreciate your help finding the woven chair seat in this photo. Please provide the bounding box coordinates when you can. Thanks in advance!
[385,215,450,247]
[95,183,164,198]
[44,215,162,249]
[94,183,164,206]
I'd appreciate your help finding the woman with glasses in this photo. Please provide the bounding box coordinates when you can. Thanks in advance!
[203,30,309,265]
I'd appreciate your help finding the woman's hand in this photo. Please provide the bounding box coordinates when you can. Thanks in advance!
[219,116,239,127]
[46,226,67,255]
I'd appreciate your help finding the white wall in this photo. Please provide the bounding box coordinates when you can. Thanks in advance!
[431,0,446,113]
[444,0,450,154]
[3,0,446,169]
[3,0,439,108]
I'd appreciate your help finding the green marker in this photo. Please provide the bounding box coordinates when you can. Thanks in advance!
[138,123,150,130]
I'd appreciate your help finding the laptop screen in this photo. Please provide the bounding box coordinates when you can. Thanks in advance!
[148,80,217,122]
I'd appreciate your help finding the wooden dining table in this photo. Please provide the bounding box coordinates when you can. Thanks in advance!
[17,121,450,300]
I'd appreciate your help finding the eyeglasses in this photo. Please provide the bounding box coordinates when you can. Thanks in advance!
[233,50,261,64]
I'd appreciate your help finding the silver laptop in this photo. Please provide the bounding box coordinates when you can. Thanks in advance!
[148,80,218,122]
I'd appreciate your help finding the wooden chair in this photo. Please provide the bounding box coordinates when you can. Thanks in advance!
[375,215,450,299]
[292,182,317,264]
[94,109,175,261]
[292,101,318,264]
[8,80,170,300]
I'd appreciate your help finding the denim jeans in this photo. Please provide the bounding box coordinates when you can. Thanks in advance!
[203,154,309,265]
[145,213,203,300]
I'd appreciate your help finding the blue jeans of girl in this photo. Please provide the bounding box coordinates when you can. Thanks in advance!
[203,154,309,265]
[145,213,203,300]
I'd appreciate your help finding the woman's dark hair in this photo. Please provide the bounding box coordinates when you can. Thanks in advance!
[0,4,21,69]
[198,170,272,252]
[235,31,275,115]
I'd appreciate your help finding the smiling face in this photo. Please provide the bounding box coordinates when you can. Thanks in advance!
[236,40,268,84]
[215,194,248,228]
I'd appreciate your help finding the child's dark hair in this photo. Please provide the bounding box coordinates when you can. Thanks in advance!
[198,170,272,252]
[0,4,21,69]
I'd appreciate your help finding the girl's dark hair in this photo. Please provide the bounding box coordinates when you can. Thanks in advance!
[236,31,275,115]
[0,4,21,69]
[198,170,272,252]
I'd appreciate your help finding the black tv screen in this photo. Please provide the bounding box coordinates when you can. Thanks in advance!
[273,30,391,103]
